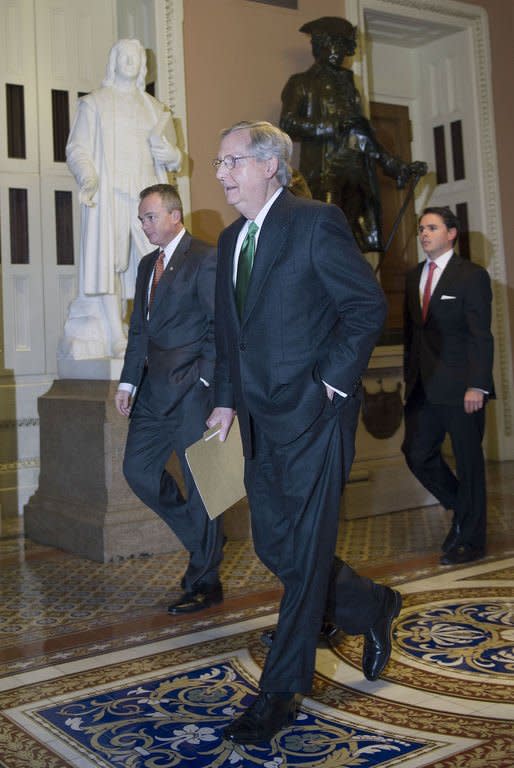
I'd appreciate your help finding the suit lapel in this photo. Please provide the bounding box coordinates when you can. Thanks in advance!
[150,231,192,316]
[143,248,160,319]
[241,191,290,325]
[427,253,460,319]
[220,221,243,326]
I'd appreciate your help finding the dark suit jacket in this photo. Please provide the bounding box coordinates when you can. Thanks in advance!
[120,231,216,416]
[214,189,387,457]
[403,252,494,405]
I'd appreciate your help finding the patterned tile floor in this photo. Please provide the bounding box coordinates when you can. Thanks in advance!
[0,461,513,766]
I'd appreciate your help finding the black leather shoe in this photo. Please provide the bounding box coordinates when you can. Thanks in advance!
[320,621,341,642]
[223,691,297,744]
[362,587,402,681]
[440,544,485,566]
[260,621,340,649]
[168,581,223,614]
[442,519,461,553]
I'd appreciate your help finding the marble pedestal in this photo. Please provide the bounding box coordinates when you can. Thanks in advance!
[24,378,249,561]
[24,379,182,562]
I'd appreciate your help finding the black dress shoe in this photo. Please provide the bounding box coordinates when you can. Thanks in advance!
[223,691,297,745]
[440,544,485,565]
[362,587,402,681]
[442,519,461,553]
[168,581,223,614]
[320,621,341,642]
[260,621,340,650]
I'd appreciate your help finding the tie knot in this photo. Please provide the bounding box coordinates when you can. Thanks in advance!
[428,260,436,273]
[247,221,258,237]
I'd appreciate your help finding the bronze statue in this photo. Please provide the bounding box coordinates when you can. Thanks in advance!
[280,17,426,252]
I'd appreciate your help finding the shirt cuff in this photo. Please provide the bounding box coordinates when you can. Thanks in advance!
[118,382,136,397]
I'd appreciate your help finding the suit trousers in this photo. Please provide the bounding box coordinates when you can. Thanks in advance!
[245,395,385,694]
[123,373,224,590]
[402,383,487,548]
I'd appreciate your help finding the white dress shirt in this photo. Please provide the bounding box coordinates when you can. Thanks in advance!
[418,248,453,306]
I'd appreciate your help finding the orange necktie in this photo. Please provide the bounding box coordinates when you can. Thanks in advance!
[149,250,165,311]
[422,260,437,322]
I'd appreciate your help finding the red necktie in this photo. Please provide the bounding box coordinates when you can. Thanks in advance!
[422,260,437,322]
[149,250,165,311]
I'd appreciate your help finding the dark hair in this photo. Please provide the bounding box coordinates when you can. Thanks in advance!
[139,183,183,219]
[420,206,459,244]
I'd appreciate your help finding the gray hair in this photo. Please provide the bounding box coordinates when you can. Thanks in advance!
[103,39,147,92]
[221,121,293,186]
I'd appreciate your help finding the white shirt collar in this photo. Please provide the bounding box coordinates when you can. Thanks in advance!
[161,227,186,267]
[426,248,453,272]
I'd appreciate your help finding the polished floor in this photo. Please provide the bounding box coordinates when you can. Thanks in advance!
[0,461,513,766]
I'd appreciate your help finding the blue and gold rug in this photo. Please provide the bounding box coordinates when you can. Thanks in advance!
[1,557,513,767]
[31,654,431,767]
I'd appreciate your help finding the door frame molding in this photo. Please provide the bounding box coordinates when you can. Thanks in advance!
[346,0,514,459]
[155,0,191,222]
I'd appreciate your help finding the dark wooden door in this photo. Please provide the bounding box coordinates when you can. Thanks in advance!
[370,101,419,344]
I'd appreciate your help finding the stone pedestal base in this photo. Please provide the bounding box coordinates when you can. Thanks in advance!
[24,379,181,562]
[342,345,436,519]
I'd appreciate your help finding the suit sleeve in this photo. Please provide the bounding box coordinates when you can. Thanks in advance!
[465,267,494,390]
[196,246,217,383]
[213,233,236,409]
[119,257,149,386]
[313,205,387,393]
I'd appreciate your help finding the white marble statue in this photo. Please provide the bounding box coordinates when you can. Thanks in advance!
[60,38,181,360]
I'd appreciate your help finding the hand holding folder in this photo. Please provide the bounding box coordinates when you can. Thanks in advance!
[185,416,246,520]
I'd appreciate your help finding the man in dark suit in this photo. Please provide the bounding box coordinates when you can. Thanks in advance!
[114,183,224,613]
[207,121,402,745]
[402,206,494,566]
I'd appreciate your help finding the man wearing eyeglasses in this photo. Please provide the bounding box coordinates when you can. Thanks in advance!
[207,121,402,745]
[114,183,224,615]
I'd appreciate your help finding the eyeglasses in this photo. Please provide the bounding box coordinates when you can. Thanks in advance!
[211,154,255,170]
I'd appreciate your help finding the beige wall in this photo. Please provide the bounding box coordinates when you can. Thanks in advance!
[183,0,345,241]
[184,0,512,270]
[183,0,514,383]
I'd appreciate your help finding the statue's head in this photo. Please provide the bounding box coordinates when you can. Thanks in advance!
[300,17,357,68]
[103,39,147,91]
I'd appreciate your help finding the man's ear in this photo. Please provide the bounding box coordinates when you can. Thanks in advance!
[265,156,279,178]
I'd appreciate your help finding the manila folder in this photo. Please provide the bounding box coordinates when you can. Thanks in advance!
[185,417,246,520]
